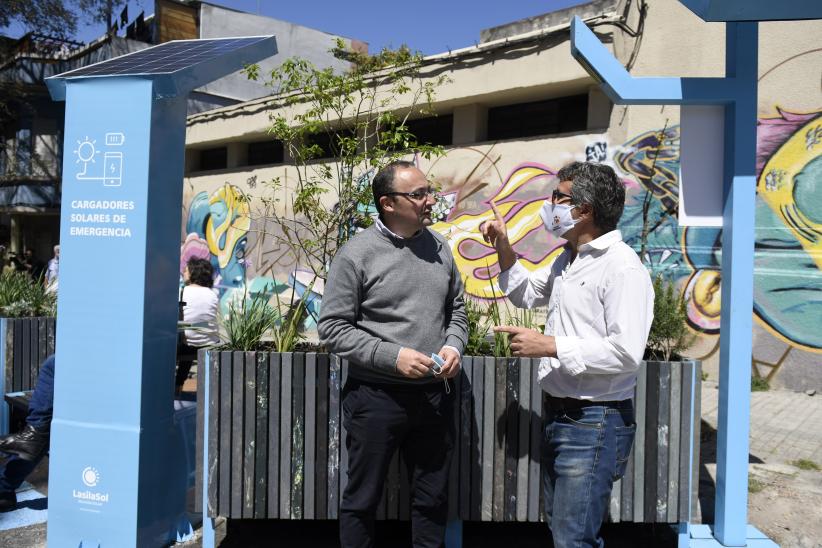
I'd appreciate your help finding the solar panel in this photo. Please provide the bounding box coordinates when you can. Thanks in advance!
[56,36,271,78]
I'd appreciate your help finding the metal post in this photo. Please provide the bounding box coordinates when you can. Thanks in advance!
[713,21,758,546]
[202,350,216,548]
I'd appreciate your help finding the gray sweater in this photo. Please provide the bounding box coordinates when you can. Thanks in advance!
[318,225,468,385]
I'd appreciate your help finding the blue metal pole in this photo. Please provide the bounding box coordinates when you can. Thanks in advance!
[0,318,7,436]
[713,21,758,546]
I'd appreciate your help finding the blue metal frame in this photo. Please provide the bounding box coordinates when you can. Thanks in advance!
[570,10,784,547]
[45,37,276,546]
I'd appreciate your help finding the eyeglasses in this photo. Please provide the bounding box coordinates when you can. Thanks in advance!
[551,189,573,204]
[382,186,438,201]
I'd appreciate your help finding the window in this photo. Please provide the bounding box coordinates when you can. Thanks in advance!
[306,129,356,160]
[15,127,33,176]
[487,94,588,141]
[247,140,284,166]
[405,115,453,147]
[198,146,227,171]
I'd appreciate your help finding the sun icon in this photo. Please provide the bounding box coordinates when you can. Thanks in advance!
[73,136,101,177]
[82,466,101,487]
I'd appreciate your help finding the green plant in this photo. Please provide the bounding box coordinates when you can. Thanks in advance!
[485,281,542,358]
[790,458,820,471]
[0,270,56,317]
[463,295,492,356]
[269,282,317,352]
[220,289,279,351]
[244,40,449,282]
[748,477,765,493]
[790,459,820,471]
[701,371,709,381]
[646,275,696,361]
[751,376,770,392]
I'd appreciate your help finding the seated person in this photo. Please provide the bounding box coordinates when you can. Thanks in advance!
[176,258,219,393]
[0,354,54,512]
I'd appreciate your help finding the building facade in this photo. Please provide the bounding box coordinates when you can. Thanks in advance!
[182,0,821,390]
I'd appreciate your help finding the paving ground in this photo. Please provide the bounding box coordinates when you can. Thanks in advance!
[3,380,822,547]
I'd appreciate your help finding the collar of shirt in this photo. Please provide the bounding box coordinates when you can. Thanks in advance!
[576,229,623,255]
[375,217,422,240]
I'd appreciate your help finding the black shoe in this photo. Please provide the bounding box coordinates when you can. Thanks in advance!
[0,491,16,512]
[0,424,49,461]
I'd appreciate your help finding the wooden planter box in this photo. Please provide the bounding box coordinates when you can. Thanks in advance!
[196,352,700,525]
[0,317,56,433]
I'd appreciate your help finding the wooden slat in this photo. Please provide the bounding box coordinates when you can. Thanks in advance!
[37,318,47,384]
[620,427,635,522]
[47,317,56,355]
[655,361,671,522]
[516,358,531,522]
[667,359,682,523]
[291,353,305,519]
[447,371,460,520]
[634,362,648,523]
[610,478,621,523]
[481,356,494,521]
[470,357,484,522]
[195,349,205,514]
[527,358,541,523]
[279,352,293,518]
[339,361,350,508]
[493,358,506,521]
[678,361,694,523]
[690,361,702,521]
[327,355,341,519]
[254,352,269,519]
[20,320,30,391]
[304,353,317,519]
[267,353,281,518]
[13,320,23,392]
[28,319,38,388]
[458,359,473,520]
[243,352,256,518]
[218,351,232,517]
[207,351,220,516]
[315,353,329,519]
[230,351,244,518]
[503,357,518,521]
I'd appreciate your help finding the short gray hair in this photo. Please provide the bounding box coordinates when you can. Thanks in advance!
[556,162,625,232]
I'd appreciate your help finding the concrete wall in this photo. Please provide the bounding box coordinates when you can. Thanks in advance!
[181,0,822,391]
[196,3,361,102]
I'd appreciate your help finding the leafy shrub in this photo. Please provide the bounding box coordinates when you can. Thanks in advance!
[220,289,279,351]
[464,296,492,356]
[751,376,770,392]
[0,270,56,317]
[646,275,695,361]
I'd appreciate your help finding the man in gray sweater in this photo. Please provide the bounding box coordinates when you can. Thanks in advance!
[319,160,468,548]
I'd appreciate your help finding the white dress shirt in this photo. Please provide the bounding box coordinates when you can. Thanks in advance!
[498,230,654,401]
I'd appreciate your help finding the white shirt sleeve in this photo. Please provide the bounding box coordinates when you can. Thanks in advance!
[497,260,552,309]
[554,266,653,376]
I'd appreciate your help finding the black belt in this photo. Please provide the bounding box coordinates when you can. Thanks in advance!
[545,395,629,412]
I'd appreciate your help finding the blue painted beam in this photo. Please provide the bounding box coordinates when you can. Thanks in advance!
[570,17,734,105]
[679,0,822,22]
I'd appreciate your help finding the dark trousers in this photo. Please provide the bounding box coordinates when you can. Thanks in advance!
[340,378,455,548]
[0,355,55,493]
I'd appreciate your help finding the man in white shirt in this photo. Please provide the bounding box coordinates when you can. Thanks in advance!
[481,161,654,548]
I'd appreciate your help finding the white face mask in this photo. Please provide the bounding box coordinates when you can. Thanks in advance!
[539,201,580,239]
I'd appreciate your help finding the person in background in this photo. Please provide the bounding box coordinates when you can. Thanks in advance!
[176,257,219,394]
[482,161,654,548]
[45,244,59,289]
[0,355,54,512]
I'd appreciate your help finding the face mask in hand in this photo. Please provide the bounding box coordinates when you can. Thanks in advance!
[539,201,580,239]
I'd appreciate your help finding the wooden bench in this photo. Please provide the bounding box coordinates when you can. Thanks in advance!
[0,317,56,434]
[196,352,701,545]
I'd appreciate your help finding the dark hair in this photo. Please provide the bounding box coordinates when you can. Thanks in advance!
[372,160,416,216]
[556,161,625,232]
[186,257,214,288]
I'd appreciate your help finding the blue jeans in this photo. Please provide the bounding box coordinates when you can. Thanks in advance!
[0,355,54,493]
[542,400,636,548]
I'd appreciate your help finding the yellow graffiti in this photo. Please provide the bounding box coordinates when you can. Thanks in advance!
[205,183,251,269]
[432,165,563,298]
[758,116,822,271]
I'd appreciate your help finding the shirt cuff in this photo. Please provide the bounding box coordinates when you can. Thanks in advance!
[374,341,403,372]
[442,345,461,358]
[497,260,529,295]
[555,336,587,376]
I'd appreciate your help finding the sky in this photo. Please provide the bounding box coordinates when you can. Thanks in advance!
[4,0,588,56]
